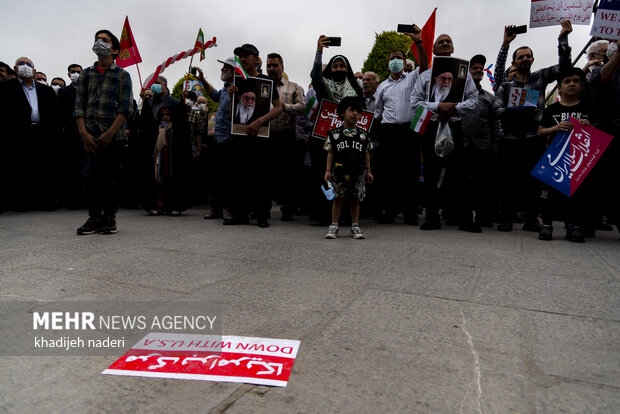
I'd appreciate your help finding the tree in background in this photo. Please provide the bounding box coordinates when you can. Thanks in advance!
[362,31,417,82]
[171,74,219,113]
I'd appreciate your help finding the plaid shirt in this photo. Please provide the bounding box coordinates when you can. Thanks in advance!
[188,108,204,147]
[270,78,305,134]
[74,61,132,135]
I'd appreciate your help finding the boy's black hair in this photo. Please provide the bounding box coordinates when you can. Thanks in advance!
[95,29,121,60]
[557,67,586,85]
[337,96,363,118]
[68,64,83,72]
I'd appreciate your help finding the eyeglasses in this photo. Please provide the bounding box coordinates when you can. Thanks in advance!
[17,61,34,68]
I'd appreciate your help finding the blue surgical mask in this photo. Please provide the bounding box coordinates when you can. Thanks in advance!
[389,58,404,74]
[151,84,163,95]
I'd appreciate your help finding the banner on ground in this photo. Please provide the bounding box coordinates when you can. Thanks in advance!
[102,333,301,387]
[530,0,595,28]
[311,100,374,140]
[531,118,614,196]
[590,0,620,39]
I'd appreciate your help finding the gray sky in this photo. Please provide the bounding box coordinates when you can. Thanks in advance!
[0,0,596,98]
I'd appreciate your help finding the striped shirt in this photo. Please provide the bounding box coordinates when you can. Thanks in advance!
[74,62,132,135]
[270,78,305,133]
[374,69,419,124]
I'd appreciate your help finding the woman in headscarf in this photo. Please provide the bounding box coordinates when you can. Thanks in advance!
[311,35,364,104]
[307,36,365,225]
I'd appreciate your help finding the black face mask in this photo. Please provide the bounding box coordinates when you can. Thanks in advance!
[332,71,346,82]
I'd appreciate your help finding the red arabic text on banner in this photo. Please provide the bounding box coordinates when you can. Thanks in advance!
[411,8,436,68]
[311,100,374,140]
[102,333,301,387]
[116,16,142,69]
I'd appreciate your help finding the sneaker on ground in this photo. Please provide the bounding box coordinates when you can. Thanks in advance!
[565,225,585,243]
[538,225,553,241]
[77,217,100,235]
[351,225,365,239]
[325,224,339,239]
[100,217,117,234]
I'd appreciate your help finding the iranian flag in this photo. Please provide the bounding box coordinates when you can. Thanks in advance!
[195,28,206,61]
[303,96,319,121]
[234,55,249,80]
[410,106,432,134]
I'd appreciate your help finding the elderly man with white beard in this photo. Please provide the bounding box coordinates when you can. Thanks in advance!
[411,34,478,231]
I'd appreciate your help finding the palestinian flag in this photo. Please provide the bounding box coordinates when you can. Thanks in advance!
[195,28,205,61]
[234,55,249,80]
[303,96,318,121]
[410,106,432,134]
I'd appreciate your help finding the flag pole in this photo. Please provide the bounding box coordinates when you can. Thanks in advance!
[183,52,196,95]
[133,45,144,90]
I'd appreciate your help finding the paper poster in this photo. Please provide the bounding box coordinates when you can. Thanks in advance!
[531,118,614,196]
[311,100,374,140]
[590,0,620,39]
[507,87,540,109]
[102,333,301,387]
[530,0,595,28]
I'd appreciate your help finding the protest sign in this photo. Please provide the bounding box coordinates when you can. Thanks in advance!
[531,118,614,196]
[103,333,301,387]
[311,100,374,140]
[507,86,540,109]
[183,80,205,97]
[590,0,620,39]
[530,0,595,28]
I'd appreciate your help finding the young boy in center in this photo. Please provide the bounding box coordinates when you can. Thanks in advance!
[323,96,374,239]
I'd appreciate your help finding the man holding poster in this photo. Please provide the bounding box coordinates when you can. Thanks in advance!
[493,20,573,232]
[224,44,282,228]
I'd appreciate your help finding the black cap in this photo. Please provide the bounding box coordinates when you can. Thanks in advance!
[470,54,486,66]
[234,44,259,57]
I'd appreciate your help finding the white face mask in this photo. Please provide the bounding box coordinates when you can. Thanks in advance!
[607,42,618,60]
[51,84,61,94]
[70,72,80,84]
[197,103,207,111]
[36,80,47,85]
[185,99,195,108]
[17,64,34,78]
[93,39,112,58]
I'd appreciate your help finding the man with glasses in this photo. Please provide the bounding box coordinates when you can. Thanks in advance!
[0,57,56,211]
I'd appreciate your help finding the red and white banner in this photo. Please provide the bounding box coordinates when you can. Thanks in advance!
[312,100,374,140]
[102,333,300,387]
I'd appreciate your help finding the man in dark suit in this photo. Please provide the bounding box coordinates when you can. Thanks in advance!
[0,57,57,211]
[57,64,83,208]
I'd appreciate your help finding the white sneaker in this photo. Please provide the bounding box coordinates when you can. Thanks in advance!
[351,225,365,239]
[325,224,339,239]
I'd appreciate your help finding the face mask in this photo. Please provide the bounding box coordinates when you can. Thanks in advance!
[70,72,80,84]
[221,69,233,82]
[607,42,618,60]
[197,103,207,111]
[151,84,163,95]
[92,39,112,58]
[36,80,47,85]
[51,85,61,94]
[357,79,363,88]
[389,58,404,73]
[332,71,346,81]
[17,64,34,78]
[185,100,195,108]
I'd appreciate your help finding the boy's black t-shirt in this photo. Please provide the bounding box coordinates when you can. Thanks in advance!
[540,101,591,129]
[324,125,372,181]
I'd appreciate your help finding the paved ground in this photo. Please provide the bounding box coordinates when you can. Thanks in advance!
[1,207,619,414]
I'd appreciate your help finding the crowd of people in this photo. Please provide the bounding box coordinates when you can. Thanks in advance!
[0,22,618,242]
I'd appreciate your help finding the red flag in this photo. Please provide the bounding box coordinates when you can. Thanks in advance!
[117,16,142,68]
[411,8,436,67]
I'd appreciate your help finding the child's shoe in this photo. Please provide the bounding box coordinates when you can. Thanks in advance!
[325,224,339,239]
[351,225,365,239]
